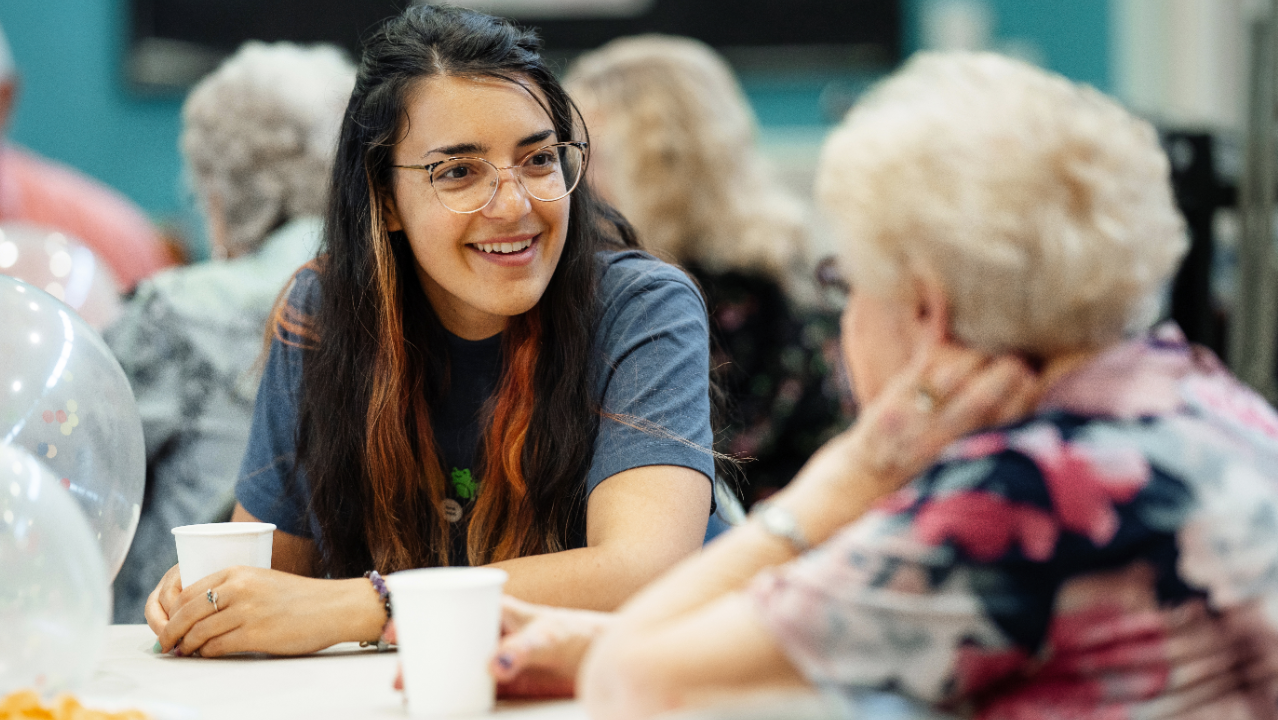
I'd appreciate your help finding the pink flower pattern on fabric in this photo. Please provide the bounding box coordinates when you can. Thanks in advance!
[915,492,1056,562]
[750,325,1278,719]
[1008,424,1150,547]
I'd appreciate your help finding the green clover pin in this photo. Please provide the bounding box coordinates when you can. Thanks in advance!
[450,467,478,500]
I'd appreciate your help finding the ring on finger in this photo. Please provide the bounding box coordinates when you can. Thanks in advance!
[914,384,941,413]
[207,589,219,612]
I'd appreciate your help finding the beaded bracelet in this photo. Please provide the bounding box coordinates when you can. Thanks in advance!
[360,570,393,650]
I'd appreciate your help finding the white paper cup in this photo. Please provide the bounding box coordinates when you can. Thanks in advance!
[171,522,275,589]
[386,567,509,718]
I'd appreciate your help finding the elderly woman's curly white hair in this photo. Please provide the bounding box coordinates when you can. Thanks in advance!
[182,42,354,256]
[818,52,1187,356]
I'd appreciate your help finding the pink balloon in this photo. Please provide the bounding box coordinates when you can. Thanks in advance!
[0,222,123,329]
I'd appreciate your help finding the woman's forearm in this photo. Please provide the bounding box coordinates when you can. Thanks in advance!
[490,543,685,612]
[612,435,888,630]
[490,464,711,611]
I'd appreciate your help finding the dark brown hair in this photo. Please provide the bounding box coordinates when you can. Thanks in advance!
[287,4,639,576]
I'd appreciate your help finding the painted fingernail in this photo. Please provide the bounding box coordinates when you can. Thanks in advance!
[496,654,513,670]
[173,648,183,658]
[152,641,162,653]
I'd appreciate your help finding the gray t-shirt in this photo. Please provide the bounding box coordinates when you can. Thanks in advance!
[234,250,720,562]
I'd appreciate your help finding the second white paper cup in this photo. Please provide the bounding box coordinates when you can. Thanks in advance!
[386,567,509,718]
[171,522,275,588]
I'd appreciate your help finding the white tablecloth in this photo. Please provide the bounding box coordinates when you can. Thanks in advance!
[82,625,586,720]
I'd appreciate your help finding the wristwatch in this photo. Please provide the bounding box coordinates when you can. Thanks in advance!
[751,501,811,554]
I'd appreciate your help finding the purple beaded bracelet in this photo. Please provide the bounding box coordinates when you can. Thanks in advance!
[361,570,393,650]
[365,570,393,619]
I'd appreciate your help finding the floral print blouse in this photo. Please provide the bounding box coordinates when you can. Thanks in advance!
[751,325,1278,719]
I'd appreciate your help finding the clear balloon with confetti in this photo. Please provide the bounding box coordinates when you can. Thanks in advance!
[0,273,144,581]
[0,442,110,696]
[0,222,123,330]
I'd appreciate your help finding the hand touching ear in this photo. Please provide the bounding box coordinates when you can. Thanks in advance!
[783,342,1042,539]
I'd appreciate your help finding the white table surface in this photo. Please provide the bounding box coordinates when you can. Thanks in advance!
[82,625,586,720]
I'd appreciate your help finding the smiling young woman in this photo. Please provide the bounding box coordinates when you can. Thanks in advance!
[143,4,722,658]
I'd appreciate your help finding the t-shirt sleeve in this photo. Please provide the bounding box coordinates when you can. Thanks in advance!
[233,275,314,537]
[587,258,715,496]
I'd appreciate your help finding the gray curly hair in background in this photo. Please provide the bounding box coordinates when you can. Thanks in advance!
[182,41,354,257]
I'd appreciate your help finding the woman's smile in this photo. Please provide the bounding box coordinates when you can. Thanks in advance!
[467,233,540,266]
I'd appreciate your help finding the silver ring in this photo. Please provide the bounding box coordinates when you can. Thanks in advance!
[207,589,219,612]
[914,386,939,413]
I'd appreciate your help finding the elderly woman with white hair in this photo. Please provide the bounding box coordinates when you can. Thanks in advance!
[107,42,354,623]
[484,52,1278,718]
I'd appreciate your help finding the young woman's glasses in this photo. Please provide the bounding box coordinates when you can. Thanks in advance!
[393,141,588,214]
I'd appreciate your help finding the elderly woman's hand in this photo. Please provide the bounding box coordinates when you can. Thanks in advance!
[855,343,1040,484]
[389,597,613,698]
[489,597,614,698]
[781,343,1041,539]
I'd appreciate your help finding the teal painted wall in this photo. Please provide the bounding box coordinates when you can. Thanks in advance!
[745,0,1111,128]
[0,0,185,222]
[899,0,1110,90]
[1,0,1112,226]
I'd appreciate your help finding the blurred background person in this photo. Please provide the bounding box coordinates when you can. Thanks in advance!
[108,41,354,622]
[0,20,171,291]
[565,35,849,507]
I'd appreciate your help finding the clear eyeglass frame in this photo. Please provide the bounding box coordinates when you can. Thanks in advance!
[391,141,589,214]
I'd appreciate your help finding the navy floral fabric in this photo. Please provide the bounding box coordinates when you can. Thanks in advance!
[751,325,1278,719]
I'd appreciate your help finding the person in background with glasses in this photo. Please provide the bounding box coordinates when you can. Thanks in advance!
[143,4,721,658]
[565,36,851,510]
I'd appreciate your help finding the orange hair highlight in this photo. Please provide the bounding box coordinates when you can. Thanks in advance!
[362,190,451,570]
[467,307,544,564]
[264,198,550,569]
[266,258,324,353]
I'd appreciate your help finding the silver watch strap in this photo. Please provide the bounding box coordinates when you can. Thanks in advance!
[751,501,811,553]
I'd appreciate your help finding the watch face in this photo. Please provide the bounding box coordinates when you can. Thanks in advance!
[759,504,808,552]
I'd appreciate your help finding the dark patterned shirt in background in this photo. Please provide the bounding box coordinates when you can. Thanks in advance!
[689,265,852,507]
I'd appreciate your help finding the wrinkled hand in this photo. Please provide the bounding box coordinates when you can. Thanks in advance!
[145,564,367,657]
[787,343,1041,523]
[490,597,614,698]
[390,597,614,698]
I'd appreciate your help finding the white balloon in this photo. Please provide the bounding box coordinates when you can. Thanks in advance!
[0,223,123,330]
[0,442,110,696]
[0,274,144,581]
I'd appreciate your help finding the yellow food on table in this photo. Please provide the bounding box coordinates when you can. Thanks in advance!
[0,690,147,720]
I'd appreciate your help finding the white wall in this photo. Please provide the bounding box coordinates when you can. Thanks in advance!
[1111,0,1258,130]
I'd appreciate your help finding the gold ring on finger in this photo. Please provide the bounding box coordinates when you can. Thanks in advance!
[914,385,940,413]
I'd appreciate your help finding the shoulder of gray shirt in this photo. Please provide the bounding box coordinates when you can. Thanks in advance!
[284,249,707,325]
[594,249,708,317]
